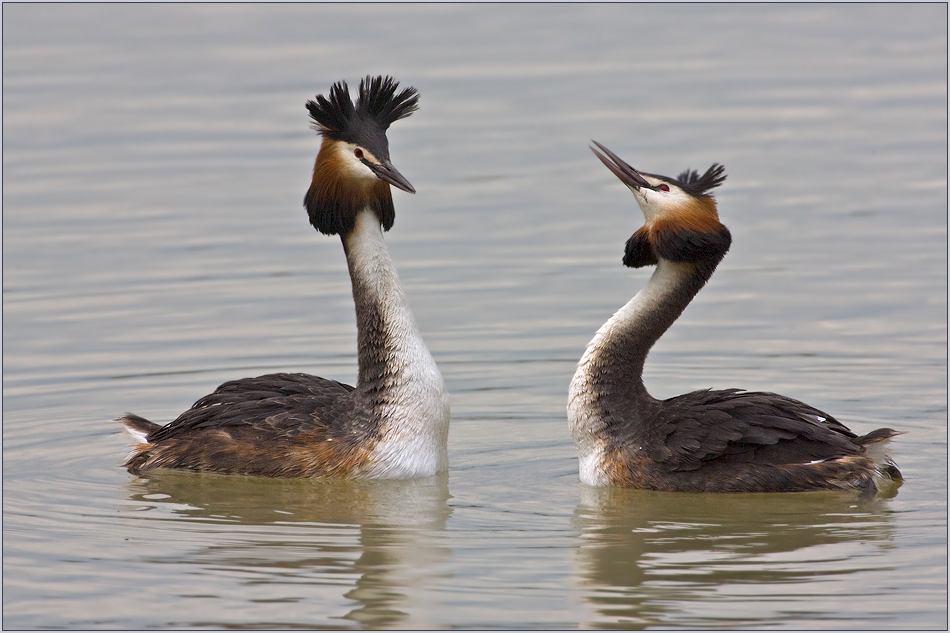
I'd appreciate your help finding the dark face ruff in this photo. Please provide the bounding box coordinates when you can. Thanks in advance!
[305,140,396,236]
[623,219,732,276]
[303,76,419,236]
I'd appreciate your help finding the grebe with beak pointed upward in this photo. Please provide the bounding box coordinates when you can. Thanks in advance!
[568,141,901,493]
[118,76,449,479]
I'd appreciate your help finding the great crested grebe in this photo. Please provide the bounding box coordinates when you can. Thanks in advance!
[119,76,449,479]
[567,141,902,493]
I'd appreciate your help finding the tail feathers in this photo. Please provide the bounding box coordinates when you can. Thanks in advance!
[878,461,903,481]
[117,413,161,445]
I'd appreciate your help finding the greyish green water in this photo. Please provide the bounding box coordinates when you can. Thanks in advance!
[3,3,946,629]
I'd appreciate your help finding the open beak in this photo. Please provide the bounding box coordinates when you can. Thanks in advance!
[590,141,655,191]
[364,158,416,194]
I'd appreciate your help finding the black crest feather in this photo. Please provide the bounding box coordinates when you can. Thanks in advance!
[672,163,727,197]
[306,80,355,139]
[306,75,419,141]
[357,75,419,130]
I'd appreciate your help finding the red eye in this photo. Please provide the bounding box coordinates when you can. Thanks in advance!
[354,148,364,159]
[657,184,670,192]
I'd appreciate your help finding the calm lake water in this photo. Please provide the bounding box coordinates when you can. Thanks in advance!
[3,3,947,629]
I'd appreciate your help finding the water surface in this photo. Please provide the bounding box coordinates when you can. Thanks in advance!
[3,3,947,629]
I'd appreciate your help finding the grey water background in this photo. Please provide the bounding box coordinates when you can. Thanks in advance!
[3,3,946,629]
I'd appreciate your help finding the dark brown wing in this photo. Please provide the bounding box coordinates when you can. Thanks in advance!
[123,372,378,477]
[634,388,863,472]
[147,372,356,442]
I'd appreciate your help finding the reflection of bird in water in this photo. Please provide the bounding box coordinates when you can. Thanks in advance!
[572,485,898,628]
[568,142,902,493]
[126,472,451,629]
[119,76,449,479]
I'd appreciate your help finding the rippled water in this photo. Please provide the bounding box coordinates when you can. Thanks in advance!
[4,3,947,629]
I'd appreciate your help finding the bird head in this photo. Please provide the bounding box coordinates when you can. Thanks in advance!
[590,141,731,270]
[304,76,419,235]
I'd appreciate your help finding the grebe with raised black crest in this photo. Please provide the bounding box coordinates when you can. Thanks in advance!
[568,141,901,493]
[119,76,449,479]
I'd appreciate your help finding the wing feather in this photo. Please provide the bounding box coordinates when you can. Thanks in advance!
[634,389,862,472]
[147,373,355,443]
[125,373,377,477]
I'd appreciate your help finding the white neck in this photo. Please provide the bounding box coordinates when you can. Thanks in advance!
[342,209,450,478]
[580,260,694,364]
[568,260,699,484]
[571,260,695,383]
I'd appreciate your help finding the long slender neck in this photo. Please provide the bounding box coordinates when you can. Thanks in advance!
[341,208,435,394]
[576,258,714,400]
[338,207,449,479]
